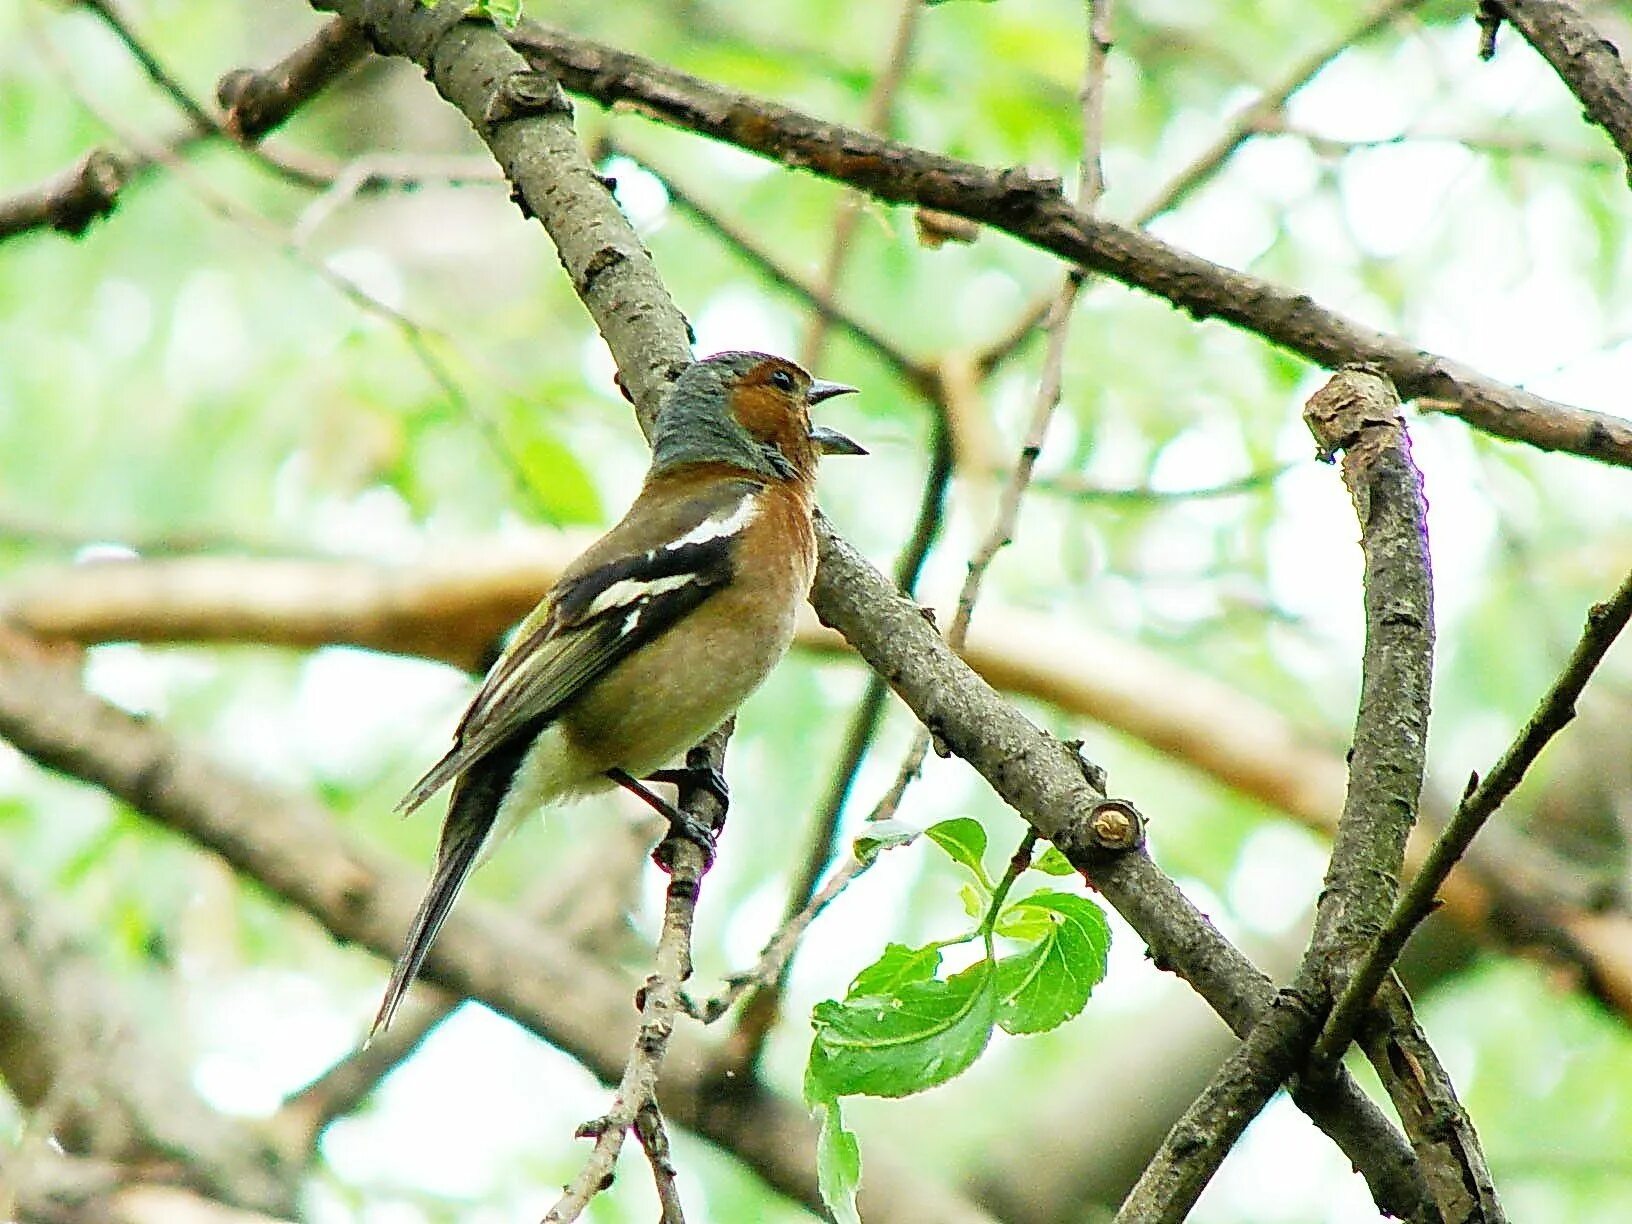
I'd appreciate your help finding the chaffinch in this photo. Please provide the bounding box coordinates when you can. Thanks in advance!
[373,351,863,1034]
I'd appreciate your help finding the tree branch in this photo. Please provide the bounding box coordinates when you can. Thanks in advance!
[1316,565,1632,1062]
[0,16,368,244]
[506,19,1632,470]
[216,17,370,141]
[12,542,1632,1025]
[1116,365,1447,1222]
[1480,0,1632,186]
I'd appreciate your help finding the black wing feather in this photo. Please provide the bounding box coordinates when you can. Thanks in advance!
[372,729,535,1037]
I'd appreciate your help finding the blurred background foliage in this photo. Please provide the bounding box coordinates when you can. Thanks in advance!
[3,0,1632,1220]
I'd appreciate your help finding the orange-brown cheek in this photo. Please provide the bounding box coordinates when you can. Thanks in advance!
[731,386,805,454]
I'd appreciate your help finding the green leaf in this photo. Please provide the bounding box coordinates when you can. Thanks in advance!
[852,819,918,860]
[926,817,989,883]
[992,905,1053,943]
[848,942,943,999]
[454,0,525,27]
[1031,845,1077,876]
[809,960,998,1098]
[994,891,1111,1036]
[812,1096,862,1224]
[506,418,602,525]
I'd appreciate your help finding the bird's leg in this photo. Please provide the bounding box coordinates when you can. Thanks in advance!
[644,765,731,813]
[607,768,717,869]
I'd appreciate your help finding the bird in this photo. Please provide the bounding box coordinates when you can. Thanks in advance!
[372,351,863,1035]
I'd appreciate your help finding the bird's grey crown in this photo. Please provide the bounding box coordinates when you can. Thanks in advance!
[651,351,799,479]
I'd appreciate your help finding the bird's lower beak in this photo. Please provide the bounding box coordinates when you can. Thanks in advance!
[807,378,859,404]
[810,424,867,456]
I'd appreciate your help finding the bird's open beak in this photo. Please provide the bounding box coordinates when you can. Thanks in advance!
[810,424,867,456]
[807,379,864,454]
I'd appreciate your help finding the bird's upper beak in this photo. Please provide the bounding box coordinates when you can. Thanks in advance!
[807,379,865,455]
[807,378,858,405]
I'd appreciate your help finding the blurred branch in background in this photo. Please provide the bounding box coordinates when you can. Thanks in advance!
[0,14,368,241]
[1132,0,1430,224]
[0,628,997,1224]
[7,546,1632,1022]
[0,845,297,1218]
[797,0,923,372]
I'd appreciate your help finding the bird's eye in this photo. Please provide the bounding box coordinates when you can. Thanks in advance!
[769,368,797,393]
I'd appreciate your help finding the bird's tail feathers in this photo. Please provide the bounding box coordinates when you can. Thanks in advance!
[395,750,465,816]
[370,798,491,1039]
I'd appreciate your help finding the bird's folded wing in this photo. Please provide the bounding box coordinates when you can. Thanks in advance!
[396,478,763,814]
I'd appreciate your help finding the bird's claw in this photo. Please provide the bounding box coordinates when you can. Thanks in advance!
[645,765,730,813]
[655,807,717,873]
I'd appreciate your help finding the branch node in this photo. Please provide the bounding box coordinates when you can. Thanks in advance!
[1058,798,1144,860]
[574,1113,617,1142]
[55,150,129,236]
[1303,364,1403,462]
[996,164,1065,203]
[1087,799,1144,850]
[1476,3,1504,61]
[483,69,572,128]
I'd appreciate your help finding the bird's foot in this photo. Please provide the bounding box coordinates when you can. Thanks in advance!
[645,765,730,813]
[661,806,719,871]
[607,768,718,873]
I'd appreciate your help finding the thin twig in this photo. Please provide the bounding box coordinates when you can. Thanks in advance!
[948,0,1112,649]
[30,23,548,520]
[539,851,703,1222]
[1314,566,1632,1064]
[692,851,875,1023]
[798,0,924,370]
[290,153,503,243]
[722,415,953,1056]
[623,145,937,398]
[541,733,727,1224]
[727,0,1113,1079]
[1260,117,1626,171]
[1133,0,1427,225]
[1037,463,1295,503]
[81,0,216,132]
[634,1105,687,1224]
